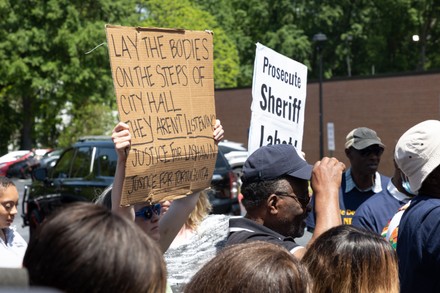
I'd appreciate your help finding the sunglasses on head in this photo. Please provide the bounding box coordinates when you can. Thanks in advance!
[357,146,384,157]
[135,203,161,220]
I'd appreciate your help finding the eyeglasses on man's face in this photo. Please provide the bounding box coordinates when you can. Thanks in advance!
[135,203,161,220]
[275,191,310,207]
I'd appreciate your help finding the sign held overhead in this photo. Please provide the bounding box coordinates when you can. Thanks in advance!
[248,43,308,155]
[106,25,217,206]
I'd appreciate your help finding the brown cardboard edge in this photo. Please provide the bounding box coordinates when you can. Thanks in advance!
[105,24,214,35]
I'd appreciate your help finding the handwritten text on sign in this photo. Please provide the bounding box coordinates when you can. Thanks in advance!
[248,43,308,155]
[106,25,217,206]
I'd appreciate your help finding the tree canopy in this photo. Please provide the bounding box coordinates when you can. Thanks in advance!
[0,0,140,151]
[0,0,439,151]
[139,0,240,89]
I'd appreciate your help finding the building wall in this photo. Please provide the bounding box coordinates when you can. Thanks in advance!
[215,72,440,177]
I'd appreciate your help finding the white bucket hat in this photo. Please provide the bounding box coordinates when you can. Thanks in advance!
[395,120,440,193]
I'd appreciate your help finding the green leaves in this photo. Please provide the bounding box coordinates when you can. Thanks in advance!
[140,0,240,88]
[0,0,439,150]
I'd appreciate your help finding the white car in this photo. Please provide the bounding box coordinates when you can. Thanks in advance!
[0,150,31,164]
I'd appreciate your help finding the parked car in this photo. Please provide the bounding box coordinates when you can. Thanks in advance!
[5,149,53,179]
[38,149,64,169]
[22,137,239,235]
[0,150,32,176]
[209,149,240,215]
[33,148,53,160]
[6,154,39,179]
[218,140,249,180]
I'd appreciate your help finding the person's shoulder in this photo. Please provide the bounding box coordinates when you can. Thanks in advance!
[6,227,27,247]
[409,196,440,210]
[198,215,230,236]
[399,197,440,241]
[359,188,393,206]
[229,216,253,228]
[401,196,440,226]
[204,214,230,225]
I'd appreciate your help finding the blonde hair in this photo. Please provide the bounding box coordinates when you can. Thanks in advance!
[184,190,212,231]
[302,225,399,293]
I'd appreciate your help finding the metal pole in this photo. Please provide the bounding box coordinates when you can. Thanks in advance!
[318,47,324,159]
[313,32,327,159]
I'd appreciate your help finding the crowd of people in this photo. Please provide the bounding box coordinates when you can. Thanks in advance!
[1,118,440,292]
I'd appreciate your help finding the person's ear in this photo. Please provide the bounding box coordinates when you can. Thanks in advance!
[266,194,278,215]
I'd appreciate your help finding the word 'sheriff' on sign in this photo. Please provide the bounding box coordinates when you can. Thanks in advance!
[248,43,308,155]
[105,25,217,206]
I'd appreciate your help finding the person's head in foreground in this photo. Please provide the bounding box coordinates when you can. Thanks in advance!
[23,202,166,293]
[302,225,399,293]
[394,119,440,196]
[184,241,311,293]
[240,144,312,238]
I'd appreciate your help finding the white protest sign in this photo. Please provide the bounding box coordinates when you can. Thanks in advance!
[248,43,308,155]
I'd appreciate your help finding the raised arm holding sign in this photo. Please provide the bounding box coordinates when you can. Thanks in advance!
[111,119,224,253]
[106,24,223,253]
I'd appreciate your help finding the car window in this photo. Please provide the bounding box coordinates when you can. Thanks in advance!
[70,147,93,178]
[95,147,117,177]
[51,148,75,178]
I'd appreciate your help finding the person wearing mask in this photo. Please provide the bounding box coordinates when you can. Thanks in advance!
[352,160,412,234]
[390,120,440,293]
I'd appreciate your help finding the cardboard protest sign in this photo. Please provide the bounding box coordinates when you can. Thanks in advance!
[105,25,217,206]
[248,43,308,155]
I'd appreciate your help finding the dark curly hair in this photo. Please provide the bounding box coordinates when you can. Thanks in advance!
[0,176,15,190]
[241,176,289,209]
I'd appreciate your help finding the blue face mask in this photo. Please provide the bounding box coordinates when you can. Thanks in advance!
[401,174,417,196]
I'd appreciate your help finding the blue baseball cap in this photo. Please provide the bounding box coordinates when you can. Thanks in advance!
[242,144,313,183]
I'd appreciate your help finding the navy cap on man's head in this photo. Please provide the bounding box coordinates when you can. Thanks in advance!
[241,144,313,183]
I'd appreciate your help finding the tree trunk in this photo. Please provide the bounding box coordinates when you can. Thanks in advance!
[20,96,34,150]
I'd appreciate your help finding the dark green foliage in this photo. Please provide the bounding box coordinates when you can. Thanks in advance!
[0,0,139,149]
[0,0,439,149]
